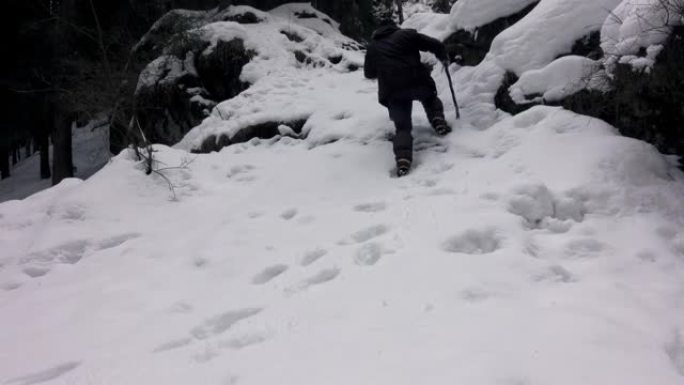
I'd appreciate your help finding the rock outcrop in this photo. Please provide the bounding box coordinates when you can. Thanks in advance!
[133,8,258,145]
[134,3,364,152]
[444,2,538,66]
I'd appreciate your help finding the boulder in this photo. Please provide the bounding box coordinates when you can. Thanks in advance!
[444,2,538,66]
[562,26,684,168]
[133,7,258,146]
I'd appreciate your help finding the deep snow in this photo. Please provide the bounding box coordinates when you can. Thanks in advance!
[1,2,684,385]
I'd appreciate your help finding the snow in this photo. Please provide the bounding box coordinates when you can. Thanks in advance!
[402,12,452,40]
[489,0,622,75]
[269,3,342,38]
[3,104,684,384]
[409,0,627,125]
[178,69,386,150]
[199,22,248,53]
[402,0,434,19]
[2,3,684,385]
[601,0,683,72]
[222,5,271,20]
[509,56,603,104]
[136,55,187,92]
[449,0,539,31]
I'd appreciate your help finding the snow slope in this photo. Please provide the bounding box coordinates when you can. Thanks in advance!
[2,3,684,385]
[2,106,684,384]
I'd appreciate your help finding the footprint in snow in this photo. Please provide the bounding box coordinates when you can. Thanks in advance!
[665,330,684,376]
[296,268,340,291]
[22,266,50,278]
[339,224,390,245]
[533,265,576,283]
[300,248,328,266]
[23,234,140,272]
[193,257,209,268]
[354,243,383,266]
[480,192,500,201]
[280,208,298,220]
[25,239,89,266]
[459,288,490,303]
[297,215,316,225]
[153,337,193,353]
[167,301,194,314]
[1,281,22,291]
[416,178,438,188]
[6,361,80,385]
[247,211,263,219]
[636,250,658,263]
[563,238,605,259]
[442,228,502,255]
[190,308,262,340]
[251,264,288,284]
[353,202,387,213]
[98,233,141,251]
[429,162,454,175]
[219,332,269,350]
[227,164,256,179]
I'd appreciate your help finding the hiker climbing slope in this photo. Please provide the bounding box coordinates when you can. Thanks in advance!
[364,19,452,177]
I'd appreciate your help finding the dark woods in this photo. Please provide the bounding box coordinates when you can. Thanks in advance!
[1,0,156,184]
[0,0,398,185]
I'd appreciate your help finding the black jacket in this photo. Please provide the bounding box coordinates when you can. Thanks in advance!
[364,25,446,106]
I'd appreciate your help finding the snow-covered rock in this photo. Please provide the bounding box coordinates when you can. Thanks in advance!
[449,0,539,32]
[135,3,363,149]
[489,0,622,75]
[508,56,604,104]
[601,0,684,73]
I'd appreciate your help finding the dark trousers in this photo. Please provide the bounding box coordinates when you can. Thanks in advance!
[388,94,445,162]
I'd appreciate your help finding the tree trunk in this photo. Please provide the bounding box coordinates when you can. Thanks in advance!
[39,96,52,179]
[39,131,51,179]
[0,146,9,179]
[12,147,19,165]
[52,109,74,185]
[25,141,32,158]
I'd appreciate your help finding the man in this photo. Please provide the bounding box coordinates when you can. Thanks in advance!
[364,20,451,177]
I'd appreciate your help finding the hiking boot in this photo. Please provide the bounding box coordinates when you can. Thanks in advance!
[432,117,452,136]
[396,158,411,177]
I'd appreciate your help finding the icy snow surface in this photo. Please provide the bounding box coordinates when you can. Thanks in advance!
[2,3,684,385]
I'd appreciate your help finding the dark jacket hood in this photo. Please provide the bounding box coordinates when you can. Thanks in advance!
[372,25,400,40]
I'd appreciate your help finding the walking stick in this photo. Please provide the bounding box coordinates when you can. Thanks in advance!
[443,60,460,120]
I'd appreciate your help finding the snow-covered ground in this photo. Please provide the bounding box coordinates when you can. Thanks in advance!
[2,2,684,385]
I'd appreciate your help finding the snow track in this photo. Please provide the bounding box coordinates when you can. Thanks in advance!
[1,2,684,384]
[1,106,683,384]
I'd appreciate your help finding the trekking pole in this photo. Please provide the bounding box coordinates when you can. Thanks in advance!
[443,60,460,120]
